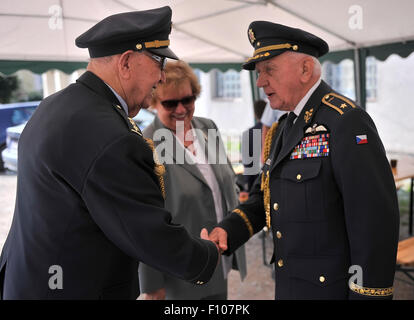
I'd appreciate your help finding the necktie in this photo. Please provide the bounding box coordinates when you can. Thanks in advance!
[282,112,297,145]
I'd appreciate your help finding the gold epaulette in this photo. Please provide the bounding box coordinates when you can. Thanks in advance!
[233,209,253,238]
[261,121,279,229]
[322,92,356,115]
[144,138,166,199]
[349,282,394,297]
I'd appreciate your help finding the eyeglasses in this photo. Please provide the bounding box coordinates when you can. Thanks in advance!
[145,52,167,70]
[160,95,196,110]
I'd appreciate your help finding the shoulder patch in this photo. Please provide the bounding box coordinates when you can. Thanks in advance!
[322,92,356,115]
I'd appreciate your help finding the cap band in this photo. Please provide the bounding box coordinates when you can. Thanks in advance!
[254,43,297,55]
[145,39,170,48]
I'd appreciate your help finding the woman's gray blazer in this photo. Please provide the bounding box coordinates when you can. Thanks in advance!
[139,116,247,299]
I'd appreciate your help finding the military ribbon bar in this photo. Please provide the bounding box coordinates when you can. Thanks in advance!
[290,133,330,159]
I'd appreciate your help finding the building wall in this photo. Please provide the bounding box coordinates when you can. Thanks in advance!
[366,53,414,155]
[193,69,254,135]
[323,54,414,155]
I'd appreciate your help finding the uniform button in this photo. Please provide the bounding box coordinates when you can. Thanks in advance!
[273,203,279,211]
[296,174,302,181]
[276,231,282,239]
[319,276,326,283]
[277,259,284,267]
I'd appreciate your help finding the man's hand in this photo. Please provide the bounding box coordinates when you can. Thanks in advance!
[200,227,228,253]
[143,288,166,300]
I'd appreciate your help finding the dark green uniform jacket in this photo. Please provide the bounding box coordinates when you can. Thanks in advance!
[0,71,218,299]
[219,80,399,300]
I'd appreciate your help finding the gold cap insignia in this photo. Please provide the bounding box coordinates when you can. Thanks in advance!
[248,28,256,44]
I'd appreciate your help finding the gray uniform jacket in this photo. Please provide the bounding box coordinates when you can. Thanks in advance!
[139,116,246,299]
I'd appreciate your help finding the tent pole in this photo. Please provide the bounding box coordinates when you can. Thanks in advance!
[249,71,259,104]
[353,48,361,106]
[353,48,367,110]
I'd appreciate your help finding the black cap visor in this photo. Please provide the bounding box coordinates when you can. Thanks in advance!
[147,47,178,60]
[243,50,285,70]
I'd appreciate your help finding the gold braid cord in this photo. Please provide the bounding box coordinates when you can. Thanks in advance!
[144,138,166,199]
[349,282,394,297]
[232,209,253,238]
[261,122,279,229]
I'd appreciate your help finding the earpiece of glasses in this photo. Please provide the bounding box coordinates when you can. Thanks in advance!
[148,53,167,70]
[161,95,196,109]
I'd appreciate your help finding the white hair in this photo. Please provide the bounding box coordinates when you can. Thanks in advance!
[286,51,321,77]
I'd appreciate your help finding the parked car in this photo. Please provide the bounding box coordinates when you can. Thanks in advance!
[1,108,156,172]
[0,101,40,171]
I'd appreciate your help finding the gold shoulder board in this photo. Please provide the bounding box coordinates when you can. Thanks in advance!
[322,92,356,115]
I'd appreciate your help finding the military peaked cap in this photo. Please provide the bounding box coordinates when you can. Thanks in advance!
[75,6,178,60]
[243,21,329,70]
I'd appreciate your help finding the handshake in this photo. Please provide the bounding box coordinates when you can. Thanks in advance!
[200,227,228,254]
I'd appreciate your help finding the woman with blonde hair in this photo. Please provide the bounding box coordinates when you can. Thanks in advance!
[139,60,246,300]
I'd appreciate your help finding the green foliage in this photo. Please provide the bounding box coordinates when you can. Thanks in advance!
[0,75,19,103]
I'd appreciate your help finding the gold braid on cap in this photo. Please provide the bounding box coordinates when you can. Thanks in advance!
[144,138,166,199]
[261,122,279,229]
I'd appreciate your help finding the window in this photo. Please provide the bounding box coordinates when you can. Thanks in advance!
[366,57,377,101]
[322,60,356,100]
[212,70,241,99]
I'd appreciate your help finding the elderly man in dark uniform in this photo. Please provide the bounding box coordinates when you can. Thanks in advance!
[0,6,219,299]
[206,21,399,299]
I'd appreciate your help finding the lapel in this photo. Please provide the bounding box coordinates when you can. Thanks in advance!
[266,113,287,170]
[151,116,209,187]
[270,81,331,172]
[192,118,226,190]
[77,71,143,136]
[76,71,122,107]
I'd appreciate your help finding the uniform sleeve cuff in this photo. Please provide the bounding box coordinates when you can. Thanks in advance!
[218,210,252,255]
[349,282,394,300]
[188,239,219,286]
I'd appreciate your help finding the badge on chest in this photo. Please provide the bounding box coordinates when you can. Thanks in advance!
[290,123,330,160]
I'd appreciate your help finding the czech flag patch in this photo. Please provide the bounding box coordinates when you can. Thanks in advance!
[356,134,368,144]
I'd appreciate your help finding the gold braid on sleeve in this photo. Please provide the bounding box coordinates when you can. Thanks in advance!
[232,209,253,238]
[144,138,166,199]
[349,282,394,297]
[260,122,279,229]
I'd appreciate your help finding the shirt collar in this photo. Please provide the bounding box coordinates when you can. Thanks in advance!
[105,83,129,116]
[292,77,322,118]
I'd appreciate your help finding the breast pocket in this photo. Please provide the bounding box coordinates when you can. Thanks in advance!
[280,159,325,222]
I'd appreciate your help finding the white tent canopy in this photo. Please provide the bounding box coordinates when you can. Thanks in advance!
[1,0,414,63]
